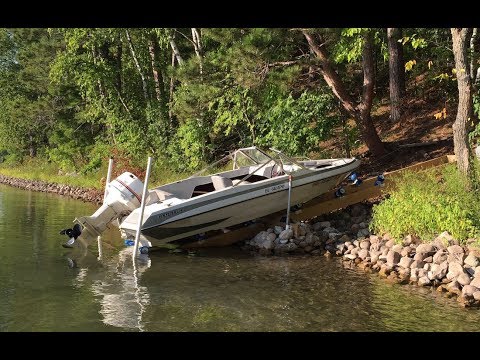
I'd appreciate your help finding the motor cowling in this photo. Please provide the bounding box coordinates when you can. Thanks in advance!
[74,172,144,240]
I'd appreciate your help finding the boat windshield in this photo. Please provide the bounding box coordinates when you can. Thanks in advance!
[233,147,273,168]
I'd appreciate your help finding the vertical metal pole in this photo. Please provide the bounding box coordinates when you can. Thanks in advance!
[285,174,292,230]
[103,157,114,202]
[97,235,103,260]
[97,158,113,262]
[133,156,153,260]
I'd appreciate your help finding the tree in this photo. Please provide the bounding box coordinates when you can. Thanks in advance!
[451,28,474,177]
[302,29,386,157]
[387,28,405,122]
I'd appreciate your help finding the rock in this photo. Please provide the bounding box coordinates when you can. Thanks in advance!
[423,263,431,271]
[386,251,401,267]
[410,260,425,269]
[403,234,420,246]
[267,228,274,234]
[436,231,454,245]
[432,261,448,280]
[267,232,277,242]
[279,229,293,241]
[252,231,268,246]
[298,225,308,237]
[338,234,351,243]
[351,248,359,256]
[358,222,367,229]
[385,239,395,248]
[462,285,478,296]
[336,242,346,252]
[318,221,331,229]
[358,249,369,260]
[457,273,471,286]
[357,228,370,238]
[416,243,435,254]
[351,224,360,233]
[369,235,380,243]
[418,277,431,286]
[447,244,464,256]
[447,253,466,265]
[470,276,480,288]
[299,241,307,248]
[370,252,380,264]
[399,256,413,269]
[447,280,462,295]
[413,252,426,262]
[464,254,480,268]
[328,232,342,242]
[447,262,467,280]
[353,240,359,247]
[433,250,447,265]
[323,227,338,234]
[423,256,433,263]
[360,240,370,250]
[401,247,413,257]
[274,226,283,235]
[304,245,314,253]
[392,244,403,253]
[473,291,480,301]
[344,254,357,260]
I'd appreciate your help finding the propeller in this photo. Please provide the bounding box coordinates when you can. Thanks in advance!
[60,223,82,248]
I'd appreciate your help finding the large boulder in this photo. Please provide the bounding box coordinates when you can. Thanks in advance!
[358,249,369,260]
[446,262,466,280]
[470,276,480,289]
[457,273,471,286]
[399,256,413,269]
[433,250,447,265]
[386,251,401,267]
[462,285,479,296]
[416,243,435,254]
[464,254,480,268]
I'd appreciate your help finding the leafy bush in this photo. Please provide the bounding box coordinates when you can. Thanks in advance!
[370,163,480,243]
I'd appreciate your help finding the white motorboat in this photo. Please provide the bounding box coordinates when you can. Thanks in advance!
[69,147,360,249]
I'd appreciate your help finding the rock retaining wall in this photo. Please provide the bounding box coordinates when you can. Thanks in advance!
[0,174,103,204]
[242,203,480,308]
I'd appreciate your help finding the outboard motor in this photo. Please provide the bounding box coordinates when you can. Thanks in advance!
[67,172,144,244]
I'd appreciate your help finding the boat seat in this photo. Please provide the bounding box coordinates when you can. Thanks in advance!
[232,179,250,186]
[211,175,233,190]
[146,189,175,204]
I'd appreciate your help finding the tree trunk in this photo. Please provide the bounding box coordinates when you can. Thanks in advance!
[451,28,473,177]
[169,48,176,126]
[116,40,123,94]
[29,133,36,157]
[387,28,403,122]
[148,33,169,124]
[302,30,385,157]
[125,29,149,101]
[191,28,203,76]
[169,30,184,65]
[471,28,479,86]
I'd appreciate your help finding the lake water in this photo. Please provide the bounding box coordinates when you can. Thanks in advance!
[1,183,480,332]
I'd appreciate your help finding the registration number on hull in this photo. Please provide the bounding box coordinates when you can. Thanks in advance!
[264,183,286,194]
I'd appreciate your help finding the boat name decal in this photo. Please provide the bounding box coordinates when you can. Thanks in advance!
[265,183,286,194]
[159,209,184,218]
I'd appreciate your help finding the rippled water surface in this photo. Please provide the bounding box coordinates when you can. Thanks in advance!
[1,183,480,332]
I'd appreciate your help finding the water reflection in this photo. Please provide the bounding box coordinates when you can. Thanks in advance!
[67,247,151,332]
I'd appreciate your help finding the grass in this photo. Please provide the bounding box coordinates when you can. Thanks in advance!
[370,162,480,244]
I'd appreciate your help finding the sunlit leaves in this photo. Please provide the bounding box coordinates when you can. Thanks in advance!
[405,59,416,71]
[434,107,447,120]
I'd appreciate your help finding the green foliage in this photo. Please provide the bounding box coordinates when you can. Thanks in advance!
[256,90,341,156]
[370,164,480,243]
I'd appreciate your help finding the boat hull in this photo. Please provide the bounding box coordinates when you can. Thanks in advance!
[120,161,358,245]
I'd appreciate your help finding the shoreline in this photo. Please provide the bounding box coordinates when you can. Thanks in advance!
[0,174,103,204]
[3,172,479,309]
[241,202,480,309]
